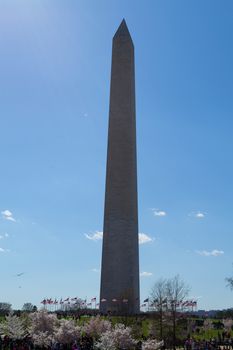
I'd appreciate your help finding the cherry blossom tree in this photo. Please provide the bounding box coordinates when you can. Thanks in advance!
[142,339,164,350]
[54,319,82,345]
[29,310,58,347]
[83,315,111,339]
[95,323,136,350]
[223,319,233,332]
[95,330,116,350]
[112,324,137,349]
[0,313,27,340]
[203,319,213,332]
[32,331,53,348]
[30,310,58,334]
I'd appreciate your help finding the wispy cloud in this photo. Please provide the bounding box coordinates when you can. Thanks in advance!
[152,209,167,217]
[190,295,202,300]
[140,271,153,277]
[0,233,9,240]
[91,268,100,273]
[196,249,224,257]
[138,233,153,244]
[85,231,103,241]
[0,247,10,253]
[189,211,206,219]
[1,210,16,222]
[85,231,153,245]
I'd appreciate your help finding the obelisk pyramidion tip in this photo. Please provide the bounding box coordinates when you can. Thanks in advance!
[113,19,133,42]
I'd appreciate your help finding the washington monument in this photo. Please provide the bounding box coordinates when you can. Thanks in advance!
[100,20,140,315]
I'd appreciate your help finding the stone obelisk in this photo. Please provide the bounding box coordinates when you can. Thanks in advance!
[100,19,140,315]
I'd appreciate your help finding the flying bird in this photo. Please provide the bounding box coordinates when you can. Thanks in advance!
[16,272,24,277]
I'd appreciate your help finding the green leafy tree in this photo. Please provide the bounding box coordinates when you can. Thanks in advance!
[22,303,35,312]
[0,302,12,315]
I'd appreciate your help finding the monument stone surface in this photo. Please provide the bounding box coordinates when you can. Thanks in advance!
[100,19,140,315]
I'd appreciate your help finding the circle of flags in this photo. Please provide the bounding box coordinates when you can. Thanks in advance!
[40,297,197,312]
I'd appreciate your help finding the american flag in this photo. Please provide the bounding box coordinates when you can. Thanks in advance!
[182,300,189,307]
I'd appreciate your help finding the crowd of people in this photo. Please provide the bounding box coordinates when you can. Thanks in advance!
[1,335,233,350]
[184,338,233,350]
[0,334,144,350]
[0,335,95,350]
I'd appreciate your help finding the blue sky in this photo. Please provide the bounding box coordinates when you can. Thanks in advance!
[0,0,233,311]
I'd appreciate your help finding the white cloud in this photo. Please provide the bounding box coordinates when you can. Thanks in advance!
[1,210,16,222]
[140,271,153,277]
[91,268,100,273]
[0,247,9,253]
[85,231,103,241]
[196,249,224,257]
[189,211,205,219]
[85,231,153,245]
[153,209,166,217]
[138,233,153,244]
[195,212,205,218]
[2,210,12,217]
